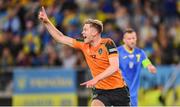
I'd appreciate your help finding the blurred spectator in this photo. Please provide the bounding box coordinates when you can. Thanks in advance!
[158,24,174,65]
[139,18,157,57]
[113,0,130,30]
[3,8,20,34]
[0,48,14,69]
[103,19,122,46]
[60,45,77,68]
[133,6,146,29]
[163,0,177,19]
[37,23,51,46]
[22,19,41,55]
[0,0,178,67]
[0,1,179,106]
[9,35,23,58]
[74,50,88,69]
[171,19,180,49]
[62,1,81,38]
[0,0,7,31]
[42,41,62,66]
[15,51,31,66]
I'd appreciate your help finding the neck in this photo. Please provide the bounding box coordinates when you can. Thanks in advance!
[90,35,101,47]
[124,45,134,53]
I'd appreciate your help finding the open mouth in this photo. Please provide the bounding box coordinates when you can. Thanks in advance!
[83,36,87,39]
[81,34,86,39]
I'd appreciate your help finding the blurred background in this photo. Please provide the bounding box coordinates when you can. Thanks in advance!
[0,0,179,106]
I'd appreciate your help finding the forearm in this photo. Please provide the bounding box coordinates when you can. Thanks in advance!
[39,7,73,46]
[94,56,119,82]
[147,64,156,74]
[44,20,65,43]
[94,65,118,82]
[44,21,73,46]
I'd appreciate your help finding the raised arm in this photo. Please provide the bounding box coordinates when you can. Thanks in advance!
[38,7,74,47]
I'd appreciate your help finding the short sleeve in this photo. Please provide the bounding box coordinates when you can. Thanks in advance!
[72,38,84,50]
[141,50,147,60]
[105,39,118,58]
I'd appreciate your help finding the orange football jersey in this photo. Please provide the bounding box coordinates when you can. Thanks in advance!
[73,38,125,90]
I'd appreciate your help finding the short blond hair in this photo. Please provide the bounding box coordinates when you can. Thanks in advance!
[84,19,103,33]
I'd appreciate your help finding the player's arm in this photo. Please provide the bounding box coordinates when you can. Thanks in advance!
[80,56,119,88]
[147,64,156,74]
[80,39,119,88]
[38,7,73,47]
[93,40,119,82]
[94,56,119,81]
[142,58,157,74]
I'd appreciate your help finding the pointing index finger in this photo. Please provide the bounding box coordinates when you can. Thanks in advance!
[41,6,45,12]
[80,82,87,86]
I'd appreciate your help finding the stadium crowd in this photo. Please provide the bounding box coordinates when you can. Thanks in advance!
[0,0,179,70]
[0,0,179,106]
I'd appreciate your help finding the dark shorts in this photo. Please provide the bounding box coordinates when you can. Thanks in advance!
[92,86,130,106]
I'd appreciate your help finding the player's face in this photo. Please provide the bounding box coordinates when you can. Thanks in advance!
[82,24,96,44]
[123,32,137,49]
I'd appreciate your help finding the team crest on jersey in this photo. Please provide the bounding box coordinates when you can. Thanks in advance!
[98,48,103,55]
[128,54,134,59]
[123,56,128,59]
[129,61,134,68]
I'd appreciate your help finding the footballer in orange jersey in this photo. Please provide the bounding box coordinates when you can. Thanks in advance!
[39,7,130,106]
[73,38,125,90]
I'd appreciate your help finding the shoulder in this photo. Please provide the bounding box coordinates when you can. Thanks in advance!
[134,47,146,55]
[73,38,86,49]
[101,38,118,54]
[134,47,143,52]
[117,45,123,50]
[101,38,116,47]
[101,38,113,43]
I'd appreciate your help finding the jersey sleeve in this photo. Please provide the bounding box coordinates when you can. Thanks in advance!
[72,38,84,50]
[105,39,118,58]
[141,50,152,68]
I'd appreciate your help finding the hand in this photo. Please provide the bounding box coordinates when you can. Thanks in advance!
[38,7,49,23]
[148,65,157,74]
[80,79,98,88]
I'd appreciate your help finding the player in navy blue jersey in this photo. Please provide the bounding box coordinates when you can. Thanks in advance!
[117,28,157,106]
